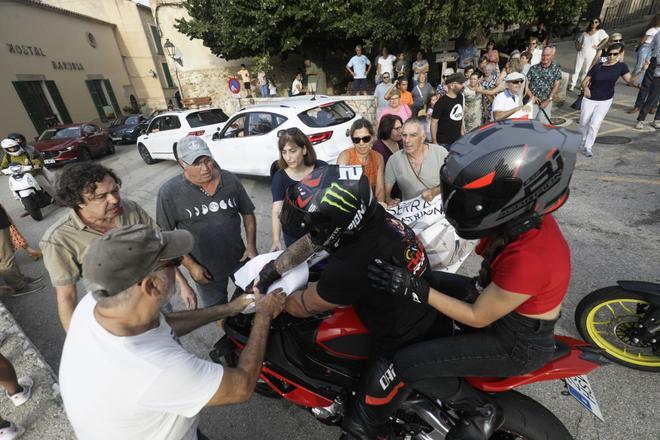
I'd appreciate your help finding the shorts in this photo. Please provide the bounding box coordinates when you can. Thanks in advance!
[243,82,251,90]
[352,78,368,92]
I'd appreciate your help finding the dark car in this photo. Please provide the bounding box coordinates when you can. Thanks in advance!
[107,114,151,144]
[33,124,115,168]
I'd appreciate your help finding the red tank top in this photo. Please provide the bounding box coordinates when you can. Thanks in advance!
[476,215,571,315]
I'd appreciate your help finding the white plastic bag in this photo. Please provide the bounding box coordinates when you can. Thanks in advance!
[387,195,475,272]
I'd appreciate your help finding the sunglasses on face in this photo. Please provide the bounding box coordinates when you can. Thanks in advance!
[592,20,599,23]
[508,80,524,84]
[607,52,620,56]
[352,135,372,144]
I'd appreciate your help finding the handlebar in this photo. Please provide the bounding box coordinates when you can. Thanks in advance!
[2,165,34,175]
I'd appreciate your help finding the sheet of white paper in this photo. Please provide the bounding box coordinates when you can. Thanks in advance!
[233,251,310,313]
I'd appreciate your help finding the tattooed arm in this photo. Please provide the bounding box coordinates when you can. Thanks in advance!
[254,234,323,293]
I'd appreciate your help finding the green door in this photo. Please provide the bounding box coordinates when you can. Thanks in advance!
[45,81,72,124]
[12,81,56,135]
[85,79,107,122]
[103,79,122,118]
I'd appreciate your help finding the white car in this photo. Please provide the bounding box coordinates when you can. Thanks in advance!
[137,107,229,164]
[207,97,361,176]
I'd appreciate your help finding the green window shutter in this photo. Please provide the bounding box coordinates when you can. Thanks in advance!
[85,79,107,122]
[44,81,72,124]
[151,26,164,54]
[162,63,174,88]
[103,79,122,118]
[12,81,47,135]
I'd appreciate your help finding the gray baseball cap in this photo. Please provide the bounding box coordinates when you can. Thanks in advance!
[177,135,213,165]
[82,225,194,297]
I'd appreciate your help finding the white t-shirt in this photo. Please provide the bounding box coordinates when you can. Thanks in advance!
[291,78,303,95]
[643,27,660,44]
[59,294,224,440]
[530,47,543,65]
[377,54,396,77]
[579,29,608,55]
[491,89,529,121]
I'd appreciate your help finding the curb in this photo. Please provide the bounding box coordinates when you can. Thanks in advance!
[0,300,74,439]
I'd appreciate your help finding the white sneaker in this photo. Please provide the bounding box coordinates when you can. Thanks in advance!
[653,121,660,129]
[0,422,25,440]
[6,377,33,406]
[635,121,645,130]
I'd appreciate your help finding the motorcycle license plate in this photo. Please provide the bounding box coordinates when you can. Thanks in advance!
[111,137,122,141]
[565,375,604,421]
[44,159,56,164]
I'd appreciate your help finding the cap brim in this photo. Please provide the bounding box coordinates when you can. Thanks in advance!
[158,230,194,261]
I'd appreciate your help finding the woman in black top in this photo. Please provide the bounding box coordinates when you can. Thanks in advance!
[579,43,646,157]
[270,128,326,250]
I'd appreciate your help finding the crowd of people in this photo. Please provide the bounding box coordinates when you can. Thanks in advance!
[0,14,658,440]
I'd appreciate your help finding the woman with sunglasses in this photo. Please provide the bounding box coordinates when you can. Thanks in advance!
[570,18,609,91]
[337,118,385,203]
[579,43,647,157]
[270,128,326,251]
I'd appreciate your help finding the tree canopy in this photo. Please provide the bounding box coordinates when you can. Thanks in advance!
[176,0,589,60]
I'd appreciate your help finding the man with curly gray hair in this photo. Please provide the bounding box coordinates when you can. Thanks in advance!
[40,163,198,331]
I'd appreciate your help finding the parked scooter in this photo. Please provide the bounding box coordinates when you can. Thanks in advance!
[2,164,52,221]
[575,281,660,372]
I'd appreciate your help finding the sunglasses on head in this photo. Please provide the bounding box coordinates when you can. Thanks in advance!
[351,135,372,144]
[277,127,301,138]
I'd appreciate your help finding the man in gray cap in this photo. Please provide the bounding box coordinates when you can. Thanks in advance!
[157,136,257,308]
[59,224,285,440]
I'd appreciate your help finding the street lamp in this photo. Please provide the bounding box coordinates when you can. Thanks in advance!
[163,38,184,100]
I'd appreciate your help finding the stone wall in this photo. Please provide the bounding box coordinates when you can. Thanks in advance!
[226,95,378,122]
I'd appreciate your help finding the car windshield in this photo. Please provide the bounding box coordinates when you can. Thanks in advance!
[125,116,141,126]
[109,117,126,127]
[186,109,229,128]
[39,127,81,140]
[298,101,355,128]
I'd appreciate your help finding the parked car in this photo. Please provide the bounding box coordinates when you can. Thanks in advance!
[108,114,151,144]
[33,123,114,168]
[137,108,229,164]
[206,97,360,176]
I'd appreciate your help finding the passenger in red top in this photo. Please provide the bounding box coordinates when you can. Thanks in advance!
[475,214,571,315]
[367,120,579,440]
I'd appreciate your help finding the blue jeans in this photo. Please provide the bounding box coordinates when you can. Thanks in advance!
[634,57,659,108]
[196,276,229,308]
[260,84,269,97]
[633,44,653,84]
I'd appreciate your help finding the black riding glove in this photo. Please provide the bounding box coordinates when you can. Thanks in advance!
[367,259,430,304]
[255,259,281,293]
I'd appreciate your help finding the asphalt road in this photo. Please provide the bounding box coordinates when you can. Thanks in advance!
[2,49,659,439]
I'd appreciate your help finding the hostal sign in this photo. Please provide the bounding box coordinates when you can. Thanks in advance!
[7,43,85,71]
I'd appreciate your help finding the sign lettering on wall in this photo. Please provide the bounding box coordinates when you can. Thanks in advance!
[6,43,46,56]
[51,61,85,71]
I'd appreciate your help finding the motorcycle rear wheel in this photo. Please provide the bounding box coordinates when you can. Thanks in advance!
[22,194,42,221]
[490,391,573,440]
[575,286,660,371]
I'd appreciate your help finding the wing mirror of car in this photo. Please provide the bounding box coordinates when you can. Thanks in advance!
[212,127,222,141]
[139,129,146,136]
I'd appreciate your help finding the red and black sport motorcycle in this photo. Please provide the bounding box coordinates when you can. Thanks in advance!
[212,299,607,440]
